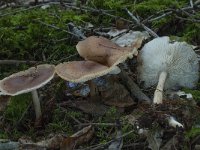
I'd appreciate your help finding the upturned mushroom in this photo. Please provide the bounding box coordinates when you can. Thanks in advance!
[138,36,199,104]
[0,64,55,119]
[76,36,138,67]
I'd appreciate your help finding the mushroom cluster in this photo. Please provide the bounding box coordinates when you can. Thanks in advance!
[1,35,197,128]
[138,36,199,104]
[55,36,138,98]
[0,36,138,120]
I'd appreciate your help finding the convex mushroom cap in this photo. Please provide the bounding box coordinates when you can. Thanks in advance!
[138,36,199,90]
[76,36,138,67]
[55,60,120,83]
[0,64,55,95]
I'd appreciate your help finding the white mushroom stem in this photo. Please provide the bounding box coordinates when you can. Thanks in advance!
[31,90,42,120]
[153,71,168,104]
[168,116,183,128]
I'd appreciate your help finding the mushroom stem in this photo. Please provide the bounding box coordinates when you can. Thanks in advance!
[87,80,100,102]
[88,80,98,97]
[153,71,168,104]
[31,90,42,120]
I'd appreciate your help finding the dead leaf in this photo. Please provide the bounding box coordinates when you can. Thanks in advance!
[107,29,127,37]
[98,77,136,108]
[112,30,149,48]
[147,130,163,150]
[115,19,129,30]
[19,134,64,149]
[60,137,77,150]
[65,100,110,115]
[61,125,94,150]
[36,134,64,149]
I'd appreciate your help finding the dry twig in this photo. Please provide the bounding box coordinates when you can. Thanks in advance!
[124,8,158,38]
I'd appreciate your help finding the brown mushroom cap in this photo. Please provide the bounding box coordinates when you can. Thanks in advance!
[0,64,55,96]
[55,60,120,83]
[76,36,138,67]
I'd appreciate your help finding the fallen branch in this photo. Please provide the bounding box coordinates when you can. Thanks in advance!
[119,70,151,104]
[78,129,136,150]
[63,3,132,24]
[175,15,200,22]
[33,19,82,38]
[124,8,159,38]
[148,4,200,22]
[0,3,51,17]
[0,140,19,150]
[0,60,39,65]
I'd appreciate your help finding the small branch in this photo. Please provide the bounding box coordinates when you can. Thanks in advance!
[55,53,78,63]
[78,129,136,150]
[190,0,194,8]
[119,70,151,104]
[0,60,39,65]
[63,3,132,24]
[0,140,19,150]
[195,0,200,5]
[149,11,173,22]
[175,15,200,22]
[0,2,57,17]
[75,123,117,127]
[148,5,200,23]
[124,8,159,38]
[33,19,82,39]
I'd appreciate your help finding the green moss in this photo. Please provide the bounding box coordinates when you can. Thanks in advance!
[185,127,200,139]
[1,93,32,140]
[129,0,187,18]
[152,17,170,29]
[46,108,83,135]
[4,93,31,126]
[0,132,9,139]
[0,6,86,61]
[95,107,137,144]
[183,88,200,101]
[181,22,200,44]
[88,0,125,9]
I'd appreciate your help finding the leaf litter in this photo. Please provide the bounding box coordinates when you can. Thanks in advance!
[0,1,200,149]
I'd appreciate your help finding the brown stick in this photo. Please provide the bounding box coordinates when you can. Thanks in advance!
[0,60,39,65]
[119,70,151,104]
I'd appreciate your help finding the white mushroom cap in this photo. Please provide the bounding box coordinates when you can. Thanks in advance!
[76,36,138,67]
[0,64,55,96]
[138,36,199,89]
[55,60,120,83]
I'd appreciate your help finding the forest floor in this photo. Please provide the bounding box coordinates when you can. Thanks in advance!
[0,0,200,149]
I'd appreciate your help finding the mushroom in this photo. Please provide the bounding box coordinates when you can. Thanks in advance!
[76,36,138,67]
[56,36,138,99]
[55,60,121,97]
[55,60,120,83]
[0,64,55,119]
[138,36,199,104]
